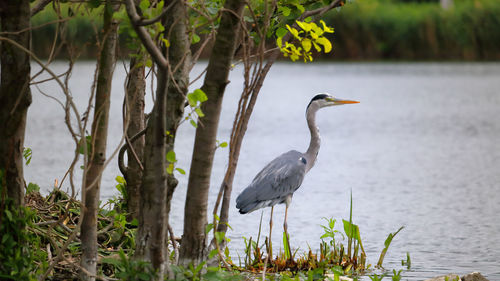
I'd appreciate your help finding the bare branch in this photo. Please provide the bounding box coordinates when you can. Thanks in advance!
[30,0,53,16]
[299,0,344,20]
[136,0,175,26]
[124,0,168,68]
[118,127,146,175]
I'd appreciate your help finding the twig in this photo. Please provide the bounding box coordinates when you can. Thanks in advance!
[124,0,168,68]
[31,0,53,16]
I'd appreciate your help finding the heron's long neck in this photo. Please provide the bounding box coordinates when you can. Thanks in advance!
[304,107,320,172]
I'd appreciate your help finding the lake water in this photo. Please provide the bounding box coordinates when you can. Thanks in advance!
[25,62,500,280]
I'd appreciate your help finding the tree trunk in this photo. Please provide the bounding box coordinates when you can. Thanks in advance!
[179,0,245,267]
[80,2,118,279]
[125,57,146,221]
[216,55,278,235]
[164,0,191,223]
[0,0,32,207]
[134,66,168,279]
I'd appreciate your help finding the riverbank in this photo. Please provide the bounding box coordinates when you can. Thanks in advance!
[8,189,491,280]
[30,0,500,60]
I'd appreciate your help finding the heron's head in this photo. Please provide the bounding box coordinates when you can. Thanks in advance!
[307,93,359,111]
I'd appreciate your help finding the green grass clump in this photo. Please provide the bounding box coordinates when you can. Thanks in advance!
[233,193,406,281]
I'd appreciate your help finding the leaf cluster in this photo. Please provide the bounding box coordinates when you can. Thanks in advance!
[0,194,40,280]
[277,19,334,62]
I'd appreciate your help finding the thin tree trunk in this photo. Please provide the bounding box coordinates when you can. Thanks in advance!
[179,0,245,267]
[124,0,171,278]
[80,2,118,279]
[164,0,191,223]
[0,0,32,207]
[217,55,278,234]
[125,57,146,221]
[134,66,168,279]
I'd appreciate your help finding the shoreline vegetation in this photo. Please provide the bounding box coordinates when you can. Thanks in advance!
[30,0,500,61]
[13,181,403,280]
[4,184,490,280]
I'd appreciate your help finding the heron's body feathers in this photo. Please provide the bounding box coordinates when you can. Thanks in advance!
[236,150,307,214]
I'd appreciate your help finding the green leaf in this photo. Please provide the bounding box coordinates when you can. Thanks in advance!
[191,33,201,44]
[384,226,404,248]
[26,182,40,194]
[23,147,32,165]
[162,38,170,47]
[320,20,334,33]
[286,25,300,39]
[294,3,305,13]
[145,59,153,68]
[5,209,12,221]
[195,107,205,117]
[190,120,198,128]
[205,223,214,234]
[175,167,186,175]
[342,219,360,240]
[115,175,126,184]
[166,163,174,174]
[276,27,288,39]
[316,37,332,53]
[296,21,311,32]
[87,0,101,8]
[312,41,321,52]
[215,232,225,244]
[279,6,291,17]
[283,231,290,259]
[166,150,176,163]
[302,39,312,52]
[276,37,283,48]
[219,141,228,148]
[193,89,208,102]
[139,0,150,11]
[208,249,218,259]
[79,135,92,155]
[187,93,197,107]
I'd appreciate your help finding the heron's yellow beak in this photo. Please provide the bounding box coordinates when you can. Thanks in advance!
[326,97,360,105]
[335,99,360,105]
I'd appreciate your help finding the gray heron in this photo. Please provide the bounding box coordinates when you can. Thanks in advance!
[236,93,359,259]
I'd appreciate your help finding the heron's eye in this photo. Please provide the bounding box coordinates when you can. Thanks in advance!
[299,157,307,164]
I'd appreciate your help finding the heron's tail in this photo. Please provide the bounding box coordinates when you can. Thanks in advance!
[236,189,259,214]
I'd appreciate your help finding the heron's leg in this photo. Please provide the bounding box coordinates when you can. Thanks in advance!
[268,206,274,260]
[283,204,292,260]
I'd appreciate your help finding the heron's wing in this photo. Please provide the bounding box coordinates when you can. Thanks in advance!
[236,150,307,213]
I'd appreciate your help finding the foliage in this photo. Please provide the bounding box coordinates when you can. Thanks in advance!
[101,249,157,280]
[391,269,403,281]
[170,264,245,281]
[26,183,40,194]
[185,88,208,129]
[277,19,334,62]
[23,147,32,165]
[235,196,407,280]
[369,273,387,281]
[21,188,138,279]
[0,171,42,280]
[113,175,128,210]
[324,0,500,60]
[377,226,404,268]
[401,252,411,269]
[30,0,500,60]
